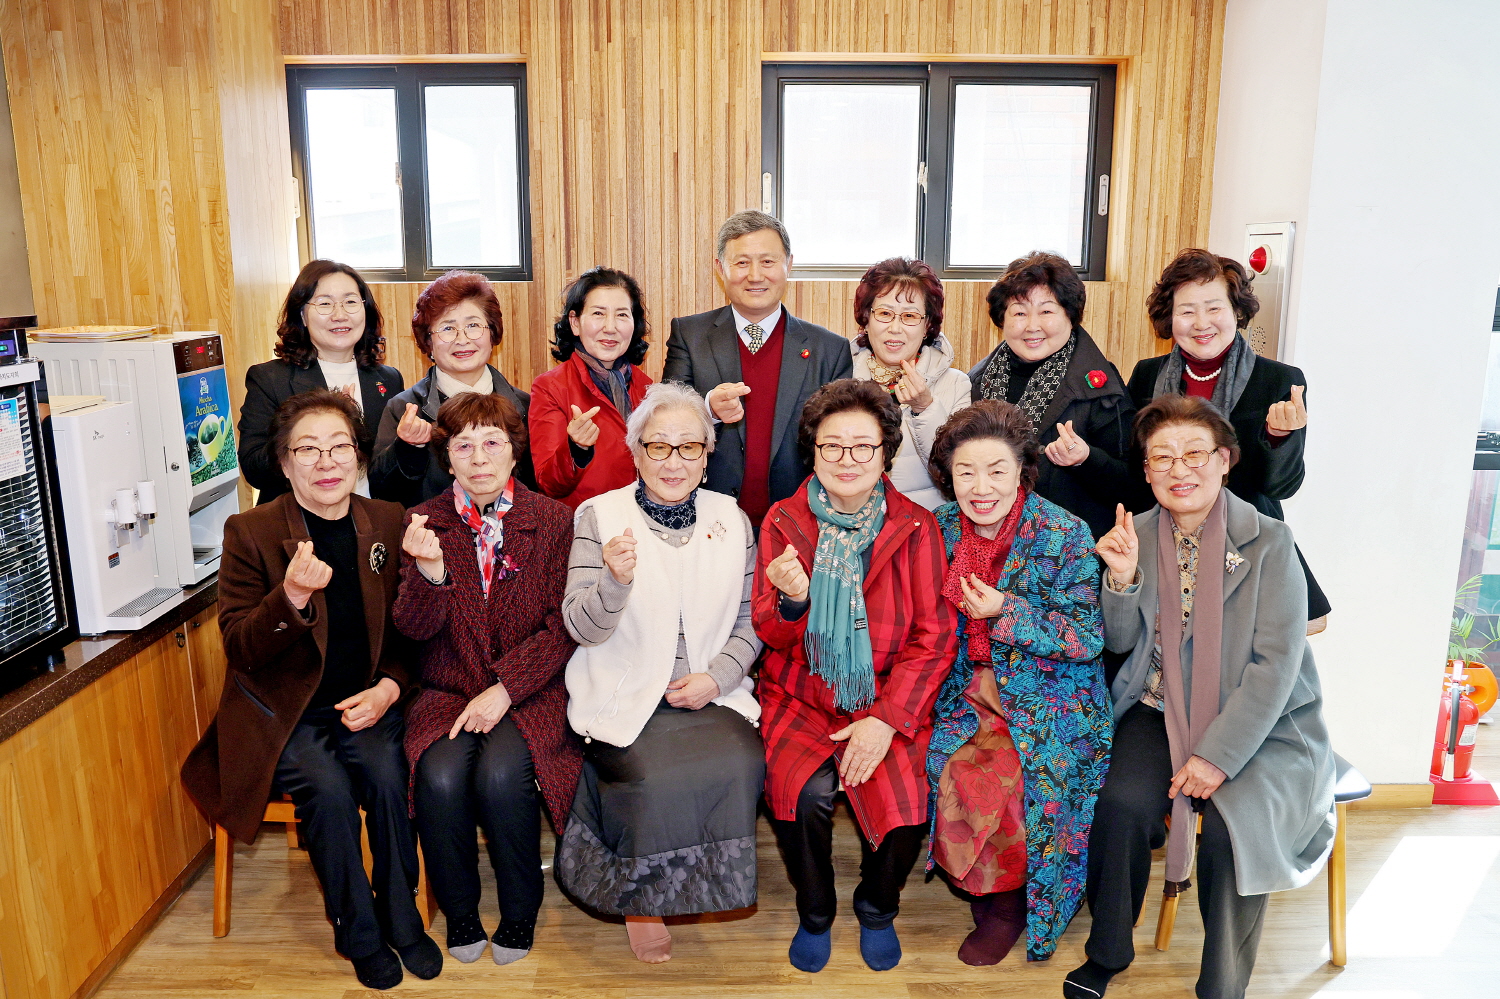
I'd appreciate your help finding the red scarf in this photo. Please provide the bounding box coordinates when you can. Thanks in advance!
[941,489,1028,662]
[453,478,515,596]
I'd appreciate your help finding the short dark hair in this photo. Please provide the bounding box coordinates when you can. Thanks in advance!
[273,260,385,368]
[270,388,368,470]
[550,267,651,365]
[797,379,903,473]
[430,392,528,475]
[1133,394,1241,471]
[928,400,1041,501]
[716,210,791,259]
[853,257,944,349]
[411,270,505,357]
[985,251,1087,330]
[1145,248,1260,339]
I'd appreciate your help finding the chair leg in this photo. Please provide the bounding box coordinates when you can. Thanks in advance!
[417,844,437,930]
[1154,888,1181,951]
[1328,801,1349,967]
[284,820,299,849]
[213,824,233,938]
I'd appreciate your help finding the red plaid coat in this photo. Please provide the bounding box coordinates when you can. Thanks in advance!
[754,477,958,847]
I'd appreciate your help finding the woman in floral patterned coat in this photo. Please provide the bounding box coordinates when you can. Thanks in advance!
[925,399,1112,964]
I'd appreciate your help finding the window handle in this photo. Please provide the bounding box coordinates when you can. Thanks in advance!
[395,161,403,189]
[918,161,928,193]
[1097,174,1110,216]
[761,172,773,213]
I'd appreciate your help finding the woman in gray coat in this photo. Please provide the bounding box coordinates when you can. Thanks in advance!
[1065,394,1335,999]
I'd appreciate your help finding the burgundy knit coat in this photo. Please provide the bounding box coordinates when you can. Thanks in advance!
[393,481,582,828]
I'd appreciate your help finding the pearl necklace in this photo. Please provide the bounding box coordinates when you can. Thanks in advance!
[1184,365,1222,382]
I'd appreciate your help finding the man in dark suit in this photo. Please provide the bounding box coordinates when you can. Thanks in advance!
[663,211,852,527]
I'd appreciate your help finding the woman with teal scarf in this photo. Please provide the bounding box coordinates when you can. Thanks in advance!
[754,379,958,975]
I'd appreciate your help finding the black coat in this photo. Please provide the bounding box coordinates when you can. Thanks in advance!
[662,305,852,513]
[968,327,1141,538]
[369,364,535,507]
[237,358,404,504]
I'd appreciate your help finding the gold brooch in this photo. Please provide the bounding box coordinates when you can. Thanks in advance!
[369,542,387,574]
[1225,551,1244,574]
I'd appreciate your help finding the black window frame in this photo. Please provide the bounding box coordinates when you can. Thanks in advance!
[761,62,1115,282]
[287,63,533,283]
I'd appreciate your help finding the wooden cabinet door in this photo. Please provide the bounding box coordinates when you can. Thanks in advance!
[185,605,226,738]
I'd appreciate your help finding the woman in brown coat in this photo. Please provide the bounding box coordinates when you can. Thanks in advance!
[394,392,580,968]
[181,389,440,990]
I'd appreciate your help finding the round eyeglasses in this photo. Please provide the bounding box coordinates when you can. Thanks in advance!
[868,307,926,328]
[448,438,510,459]
[433,321,489,343]
[816,442,881,463]
[308,296,364,317]
[639,440,707,461]
[288,443,358,465]
[1146,449,1215,473]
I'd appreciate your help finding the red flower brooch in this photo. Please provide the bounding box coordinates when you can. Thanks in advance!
[800,348,810,359]
[1086,369,1108,388]
[377,382,388,395]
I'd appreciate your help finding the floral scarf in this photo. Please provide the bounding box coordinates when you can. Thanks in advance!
[804,478,886,712]
[940,489,1028,662]
[453,478,514,596]
[635,480,697,531]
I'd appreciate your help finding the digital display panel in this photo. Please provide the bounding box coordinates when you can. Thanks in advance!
[177,366,238,486]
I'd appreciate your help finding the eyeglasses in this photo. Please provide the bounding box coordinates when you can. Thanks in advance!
[433,321,490,343]
[288,443,358,465]
[869,307,926,328]
[639,440,707,461]
[308,296,364,317]
[448,437,510,459]
[1146,449,1215,473]
[816,442,881,463]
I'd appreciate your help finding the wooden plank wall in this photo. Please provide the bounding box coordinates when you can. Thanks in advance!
[282,0,1224,391]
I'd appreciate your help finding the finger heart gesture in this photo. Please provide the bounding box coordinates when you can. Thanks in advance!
[567,404,602,447]
[893,359,933,413]
[1095,503,1139,586]
[766,544,810,602]
[283,540,332,609]
[1044,420,1090,467]
[1266,384,1307,435]
[603,527,637,585]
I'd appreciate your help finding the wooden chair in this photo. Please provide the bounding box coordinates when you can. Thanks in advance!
[213,795,437,937]
[1151,753,1372,966]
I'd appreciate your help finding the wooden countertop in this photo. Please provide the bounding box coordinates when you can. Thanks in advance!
[0,580,217,745]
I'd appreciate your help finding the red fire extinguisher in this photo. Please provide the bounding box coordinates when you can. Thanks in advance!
[1430,660,1480,781]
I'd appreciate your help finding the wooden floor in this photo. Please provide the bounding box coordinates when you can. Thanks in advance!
[95,732,1500,999]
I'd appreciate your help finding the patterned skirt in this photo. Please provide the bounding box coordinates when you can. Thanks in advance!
[555,699,764,916]
[933,667,1027,895]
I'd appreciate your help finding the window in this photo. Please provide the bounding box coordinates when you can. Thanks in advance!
[287,64,532,282]
[760,63,1115,280]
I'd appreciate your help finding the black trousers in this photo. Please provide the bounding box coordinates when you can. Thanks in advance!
[768,756,925,934]
[413,718,543,927]
[1085,704,1269,999]
[273,707,425,959]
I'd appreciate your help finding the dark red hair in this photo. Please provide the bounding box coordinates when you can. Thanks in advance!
[1145,249,1260,339]
[853,257,944,349]
[411,270,505,357]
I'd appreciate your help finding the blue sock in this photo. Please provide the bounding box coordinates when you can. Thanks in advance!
[859,924,902,971]
[788,926,831,972]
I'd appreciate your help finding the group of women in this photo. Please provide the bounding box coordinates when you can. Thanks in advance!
[180,242,1336,999]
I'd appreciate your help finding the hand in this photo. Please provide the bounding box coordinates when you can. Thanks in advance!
[396,402,433,445]
[1265,385,1307,436]
[766,544,810,602]
[283,540,332,610]
[665,673,720,710]
[707,382,752,423]
[448,681,513,739]
[335,678,400,732]
[1095,504,1139,587]
[402,513,443,578]
[567,404,602,448]
[893,359,933,413]
[603,528,638,585]
[1168,754,1228,800]
[830,716,897,787]
[958,573,1006,619]
[334,382,357,401]
[1044,420,1090,467]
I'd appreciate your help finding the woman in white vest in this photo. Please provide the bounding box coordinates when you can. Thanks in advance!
[555,381,764,964]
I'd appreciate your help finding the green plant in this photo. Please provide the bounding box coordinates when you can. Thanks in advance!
[1450,575,1500,660]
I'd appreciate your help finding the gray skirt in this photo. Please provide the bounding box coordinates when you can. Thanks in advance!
[555,699,765,916]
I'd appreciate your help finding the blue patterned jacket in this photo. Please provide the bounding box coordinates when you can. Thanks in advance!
[927,494,1112,960]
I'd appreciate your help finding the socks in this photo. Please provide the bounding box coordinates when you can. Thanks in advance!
[492,918,537,966]
[394,935,443,980]
[1063,958,1126,999]
[350,945,402,990]
[788,925,831,973]
[859,924,903,972]
[957,888,1027,966]
[446,910,488,963]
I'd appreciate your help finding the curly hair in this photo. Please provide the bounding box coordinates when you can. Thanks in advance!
[853,257,944,350]
[1145,248,1260,339]
[550,267,651,365]
[927,400,1040,501]
[430,392,528,475]
[797,378,903,473]
[269,388,368,471]
[1133,394,1241,472]
[411,270,505,357]
[273,260,384,368]
[985,250,1087,330]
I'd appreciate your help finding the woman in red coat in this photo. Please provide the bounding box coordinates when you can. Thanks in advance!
[754,379,958,974]
[529,267,654,508]
[393,392,581,968]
